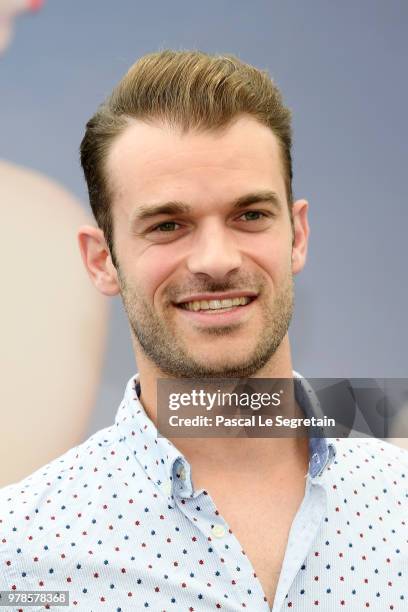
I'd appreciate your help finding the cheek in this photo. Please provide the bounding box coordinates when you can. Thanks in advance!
[244,236,291,278]
[136,250,176,301]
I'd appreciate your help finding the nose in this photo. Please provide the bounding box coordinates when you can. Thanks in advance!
[186,220,242,280]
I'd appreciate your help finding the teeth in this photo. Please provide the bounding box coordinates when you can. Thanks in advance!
[181,296,252,311]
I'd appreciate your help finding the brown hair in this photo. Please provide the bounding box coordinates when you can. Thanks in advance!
[80,49,293,267]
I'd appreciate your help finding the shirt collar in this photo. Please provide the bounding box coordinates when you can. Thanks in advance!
[115,376,184,504]
[115,371,337,501]
[293,370,337,478]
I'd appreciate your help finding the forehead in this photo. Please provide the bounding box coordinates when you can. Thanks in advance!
[106,115,287,210]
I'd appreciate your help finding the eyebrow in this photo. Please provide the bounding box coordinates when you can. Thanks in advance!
[130,190,283,224]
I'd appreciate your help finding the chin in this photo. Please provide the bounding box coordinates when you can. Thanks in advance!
[191,353,249,372]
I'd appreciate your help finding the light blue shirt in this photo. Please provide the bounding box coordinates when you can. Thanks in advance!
[0,372,407,611]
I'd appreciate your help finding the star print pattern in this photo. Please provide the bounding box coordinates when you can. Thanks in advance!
[0,372,407,611]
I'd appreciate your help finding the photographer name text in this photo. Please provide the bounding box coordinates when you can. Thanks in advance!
[168,415,335,429]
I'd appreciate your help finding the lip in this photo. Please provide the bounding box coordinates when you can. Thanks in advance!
[174,295,257,327]
[175,291,258,305]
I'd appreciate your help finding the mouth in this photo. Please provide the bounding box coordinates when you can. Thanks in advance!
[177,295,256,313]
[173,294,258,326]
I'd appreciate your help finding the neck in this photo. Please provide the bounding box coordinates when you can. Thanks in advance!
[133,335,309,481]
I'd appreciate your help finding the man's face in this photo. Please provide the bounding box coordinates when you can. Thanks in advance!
[107,115,298,378]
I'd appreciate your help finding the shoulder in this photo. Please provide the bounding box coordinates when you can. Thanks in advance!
[331,436,408,470]
[325,437,408,498]
[0,424,120,542]
[0,420,144,589]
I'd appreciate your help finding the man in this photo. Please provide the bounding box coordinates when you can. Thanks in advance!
[1,50,407,611]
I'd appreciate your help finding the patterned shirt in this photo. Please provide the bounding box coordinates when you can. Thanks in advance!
[0,372,407,611]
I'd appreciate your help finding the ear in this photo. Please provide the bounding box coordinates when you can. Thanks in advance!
[291,199,310,275]
[77,225,120,296]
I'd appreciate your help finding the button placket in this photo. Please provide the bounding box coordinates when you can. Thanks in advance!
[175,487,270,611]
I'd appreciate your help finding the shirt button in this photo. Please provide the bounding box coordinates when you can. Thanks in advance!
[211,524,226,538]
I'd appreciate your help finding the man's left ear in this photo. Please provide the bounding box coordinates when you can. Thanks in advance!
[291,199,309,274]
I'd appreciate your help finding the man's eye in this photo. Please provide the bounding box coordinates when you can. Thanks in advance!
[152,221,181,232]
[239,211,268,221]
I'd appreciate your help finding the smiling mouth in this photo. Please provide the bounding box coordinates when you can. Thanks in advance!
[177,296,256,313]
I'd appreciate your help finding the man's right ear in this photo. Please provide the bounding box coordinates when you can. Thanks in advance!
[77,225,120,296]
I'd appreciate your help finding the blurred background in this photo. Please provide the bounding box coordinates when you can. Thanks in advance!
[1,0,407,485]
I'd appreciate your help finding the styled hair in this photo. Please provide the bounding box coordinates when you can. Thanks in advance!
[80,49,293,266]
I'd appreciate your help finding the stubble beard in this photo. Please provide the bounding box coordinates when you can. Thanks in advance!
[117,267,294,379]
